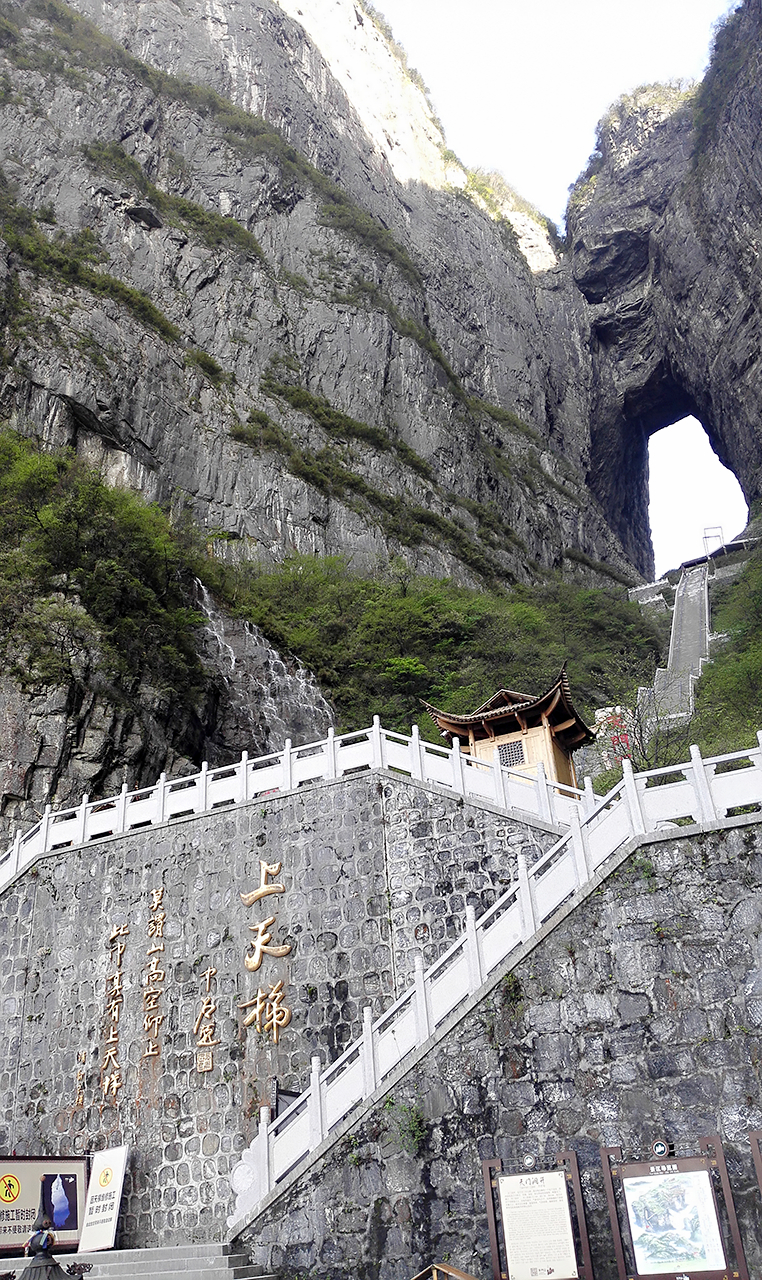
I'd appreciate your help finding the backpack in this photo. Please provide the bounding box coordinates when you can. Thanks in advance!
[28,1230,52,1255]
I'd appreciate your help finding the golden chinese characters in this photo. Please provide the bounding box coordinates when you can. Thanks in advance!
[143,886,166,1059]
[193,965,219,1073]
[238,858,292,1044]
[102,923,129,1099]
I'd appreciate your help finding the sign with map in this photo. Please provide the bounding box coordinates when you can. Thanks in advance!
[497,1168,579,1280]
[0,1158,87,1254]
[621,1167,726,1275]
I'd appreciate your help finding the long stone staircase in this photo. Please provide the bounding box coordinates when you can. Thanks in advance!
[0,1243,275,1279]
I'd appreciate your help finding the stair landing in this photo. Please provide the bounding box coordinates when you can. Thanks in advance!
[0,1242,274,1280]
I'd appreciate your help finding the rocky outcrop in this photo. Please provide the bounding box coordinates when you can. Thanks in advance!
[568,3,762,571]
[0,0,633,593]
[0,580,332,842]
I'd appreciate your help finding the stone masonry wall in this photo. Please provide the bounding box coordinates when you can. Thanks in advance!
[0,771,552,1248]
[240,821,762,1280]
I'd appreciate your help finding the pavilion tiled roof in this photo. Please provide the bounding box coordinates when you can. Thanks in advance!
[422,665,595,749]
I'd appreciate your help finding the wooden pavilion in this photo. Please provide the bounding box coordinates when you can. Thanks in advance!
[422,666,594,788]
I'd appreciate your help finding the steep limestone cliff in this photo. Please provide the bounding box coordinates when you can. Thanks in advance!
[0,0,761,828]
[568,0,762,570]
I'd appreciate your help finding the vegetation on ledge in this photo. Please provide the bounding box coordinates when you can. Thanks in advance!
[204,553,664,738]
[0,429,203,704]
[0,171,179,340]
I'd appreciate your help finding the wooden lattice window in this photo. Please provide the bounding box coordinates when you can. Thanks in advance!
[498,740,525,768]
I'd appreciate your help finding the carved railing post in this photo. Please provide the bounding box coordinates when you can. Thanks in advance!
[281,739,293,792]
[690,744,717,823]
[361,1006,377,1096]
[308,1055,324,1149]
[517,853,536,941]
[239,751,249,804]
[621,758,646,834]
[535,760,552,822]
[413,954,432,1043]
[465,904,483,994]
[451,737,465,794]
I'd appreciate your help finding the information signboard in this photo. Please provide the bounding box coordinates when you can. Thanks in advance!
[497,1168,579,1280]
[621,1166,726,1276]
[0,1158,87,1254]
[78,1145,129,1254]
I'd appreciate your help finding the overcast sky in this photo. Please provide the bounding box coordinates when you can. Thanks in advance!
[371,0,748,576]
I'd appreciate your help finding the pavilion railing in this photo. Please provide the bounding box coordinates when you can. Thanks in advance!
[0,718,589,894]
[226,732,762,1233]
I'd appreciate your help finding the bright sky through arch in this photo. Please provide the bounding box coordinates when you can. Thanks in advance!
[649,420,748,579]
[369,0,747,572]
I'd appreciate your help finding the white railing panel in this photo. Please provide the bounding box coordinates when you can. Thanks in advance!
[125,792,157,828]
[422,753,454,788]
[381,738,413,775]
[85,803,121,839]
[550,793,581,826]
[504,774,540,815]
[462,764,494,800]
[375,1001,417,1077]
[47,811,79,847]
[323,1056,364,1131]
[246,763,283,796]
[291,748,328,785]
[479,899,522,973]
[270,1107,310,1181]
[335,737,373,774]
[428,949,469,1026]
[711,767,762,814]
[586,801,630,867]
[640,779,698,825]
[532,849,577,921]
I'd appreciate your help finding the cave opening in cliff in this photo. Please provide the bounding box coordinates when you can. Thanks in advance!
[648,416,748,578]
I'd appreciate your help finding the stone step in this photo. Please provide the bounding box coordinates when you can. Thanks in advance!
[0,1244,274,1280]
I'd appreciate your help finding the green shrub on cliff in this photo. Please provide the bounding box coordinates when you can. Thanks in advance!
[694,547,762,752]
[205,553,663,737]
[0,430,203,701]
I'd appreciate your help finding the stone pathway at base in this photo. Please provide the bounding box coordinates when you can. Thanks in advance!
[1,1243,275,1280]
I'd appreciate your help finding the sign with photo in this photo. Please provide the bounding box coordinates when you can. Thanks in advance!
[0,1158,87,1254]
[77,1145,129,1254]
[497,1168,579,1280]
[621,1168,726,1275]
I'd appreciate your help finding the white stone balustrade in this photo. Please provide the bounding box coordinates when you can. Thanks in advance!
[226,731,762,1232]
[0,719,587,892]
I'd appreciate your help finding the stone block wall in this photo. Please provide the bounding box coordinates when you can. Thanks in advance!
[240,821,762,1280]
[0,771,550,1248]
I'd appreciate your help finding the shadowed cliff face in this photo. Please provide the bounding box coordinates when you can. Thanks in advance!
[568,1,762,574]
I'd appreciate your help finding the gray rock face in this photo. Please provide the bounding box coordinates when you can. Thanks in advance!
[1,0,761,820]
[567,7,762,571]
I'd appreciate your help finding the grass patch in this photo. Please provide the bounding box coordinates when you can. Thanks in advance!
[563,546,635,588]
[185,346,225,384]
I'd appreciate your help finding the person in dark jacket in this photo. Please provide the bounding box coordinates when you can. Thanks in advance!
[23,1218,68,1278]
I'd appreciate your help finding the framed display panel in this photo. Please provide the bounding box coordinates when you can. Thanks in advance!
[600,1137,749,1280]
[750,1130,762,1202]
[0,1156,88,1254]
[482,1154,593,1280]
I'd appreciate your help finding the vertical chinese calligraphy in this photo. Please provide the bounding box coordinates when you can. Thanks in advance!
[102,923,129,1099]
[193,965,220,1073]
[238,859,293,1043]
[143,886,166,1060]
[74,1049,86,1108]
